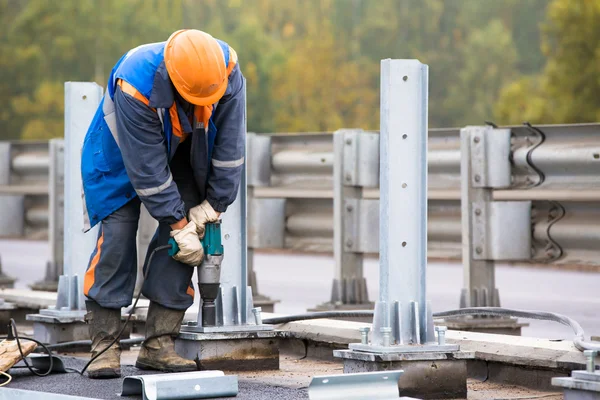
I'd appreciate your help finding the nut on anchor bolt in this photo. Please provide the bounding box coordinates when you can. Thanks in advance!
[435,325,447,346]
[358,327,370,345]
[380,327,392,347]
[252,307,262,325]
[584,350,598,373]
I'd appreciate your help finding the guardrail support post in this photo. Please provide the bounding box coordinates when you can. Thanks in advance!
[313,129,378,314]
[176,105,279,372]
[334,59,466,399]
[32,139,65,291]
[444,126,529,335]
[246,133,281,313]
[27,82,103,343]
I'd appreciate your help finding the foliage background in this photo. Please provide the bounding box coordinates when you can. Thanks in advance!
[0,0,595,140]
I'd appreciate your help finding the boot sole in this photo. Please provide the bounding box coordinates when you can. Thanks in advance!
[135,360,197,373]
[88,368,121,379]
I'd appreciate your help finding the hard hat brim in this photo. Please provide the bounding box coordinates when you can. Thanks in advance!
[174,77,228,107]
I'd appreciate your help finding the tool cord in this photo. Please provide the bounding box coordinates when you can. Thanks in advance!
[78,244,171,375]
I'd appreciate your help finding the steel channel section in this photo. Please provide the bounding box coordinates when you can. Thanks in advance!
[372,59,430,347]
[121,371,238,400]
[332,130,363,304]
[63,82,102,310]
[28,83,102,328]
[180,89,272,334]
[460,127,498,308]
[308,370,404,400]
[48,139,65,282]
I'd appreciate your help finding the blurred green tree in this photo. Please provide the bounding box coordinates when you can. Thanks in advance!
[0,0,552,140]
[495,0,600,124]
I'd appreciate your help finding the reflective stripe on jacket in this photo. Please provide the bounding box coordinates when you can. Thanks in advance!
[81,38,245,231]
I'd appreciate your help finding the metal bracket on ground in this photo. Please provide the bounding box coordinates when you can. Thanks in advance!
[121,371,238,400]
[308,370,416,400]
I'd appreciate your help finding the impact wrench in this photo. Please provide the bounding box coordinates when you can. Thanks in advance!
[80,221,223,375]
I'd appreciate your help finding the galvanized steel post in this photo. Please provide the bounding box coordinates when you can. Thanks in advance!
[47,139,65,286]
[372,59,431,346]
[63,82,103,309]
[333,130,365,305]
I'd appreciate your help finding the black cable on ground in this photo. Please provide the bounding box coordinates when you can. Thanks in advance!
[262,311,374,325]
[261,307,600,352]
[8,318,54,377]
[78,244,171,376]
[42,337,145,351]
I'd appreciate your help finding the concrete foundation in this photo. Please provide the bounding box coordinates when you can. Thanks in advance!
[335,349,468,399]
[27,314,133,344]
[31,321,88,343]
[176,331,280,371]
[442,317,528,336]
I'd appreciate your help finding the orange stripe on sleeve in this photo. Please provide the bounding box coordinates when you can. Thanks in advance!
[117,79,154,109]
[84,231,104,296]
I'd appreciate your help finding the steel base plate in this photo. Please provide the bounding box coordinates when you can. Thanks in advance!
[180,323,273,334]
[26,311,86,324]
[349,342,459,354]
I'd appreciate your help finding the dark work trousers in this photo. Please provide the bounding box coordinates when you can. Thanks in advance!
[83,139,201,310]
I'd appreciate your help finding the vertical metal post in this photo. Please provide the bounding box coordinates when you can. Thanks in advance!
[373,59,429,346]
[218,87,249,326]
[48,139,65,284]
[0,142,25,238]
[63,82,102,308]
[460,128,495,308]
[332,130,364,304]
[0,143,10,186]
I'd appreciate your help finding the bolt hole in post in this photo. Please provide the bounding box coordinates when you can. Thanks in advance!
[402,134,408,139]
[402,75,408,82]
[594,153,599,160]
[224,234,230,240]
[402,183,407,188]
[402,241,407,247]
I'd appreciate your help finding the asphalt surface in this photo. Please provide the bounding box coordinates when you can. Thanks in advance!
[7,356,307,399]
[0,239,598,340]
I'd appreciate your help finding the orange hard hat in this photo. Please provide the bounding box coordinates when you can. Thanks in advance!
[164,29,228,106]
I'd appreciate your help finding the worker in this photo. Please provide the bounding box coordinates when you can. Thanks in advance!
[80,29,245,379]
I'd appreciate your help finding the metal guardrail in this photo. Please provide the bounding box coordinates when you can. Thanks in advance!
[0,123,599,301]
[0,141,50,240]
[246,129,462,258]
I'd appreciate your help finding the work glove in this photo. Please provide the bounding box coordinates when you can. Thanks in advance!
[188,200,219,239]
[170,221,204,266]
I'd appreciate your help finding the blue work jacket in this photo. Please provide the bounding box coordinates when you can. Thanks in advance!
[81,39,245,231]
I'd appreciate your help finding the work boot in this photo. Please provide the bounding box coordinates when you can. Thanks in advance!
[85,300,122,379]
[135,302,197,372]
